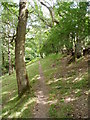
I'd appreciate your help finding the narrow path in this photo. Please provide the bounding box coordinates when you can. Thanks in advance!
[33,61,49,118]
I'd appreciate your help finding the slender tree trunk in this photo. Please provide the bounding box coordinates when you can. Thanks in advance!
[15,0,30,96]
[2,51,4,67]
[75,37,82,59]
[2,50,4,75]
[8,38,12,75]
[2,41,5,75]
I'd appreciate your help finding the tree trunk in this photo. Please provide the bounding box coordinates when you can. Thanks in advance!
[2,41,5,75]
[8,38,12,75]
[15,0,30,96]
[75,38,82,59]
[2,51,4,67]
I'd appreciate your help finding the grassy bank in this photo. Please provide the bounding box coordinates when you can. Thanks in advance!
[1,61,39,118]
[1,53,89,118]
[40,54,89,118]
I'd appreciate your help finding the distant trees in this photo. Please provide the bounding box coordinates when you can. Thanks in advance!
[0,2,17,75]
[8,31,13,75]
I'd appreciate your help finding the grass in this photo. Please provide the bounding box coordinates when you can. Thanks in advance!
[40,53,89,118]
[1,61,39,118]
[0,53,89,118]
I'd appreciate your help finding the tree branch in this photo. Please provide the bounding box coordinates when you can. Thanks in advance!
[31,5,53,27]
[39,0,59,25]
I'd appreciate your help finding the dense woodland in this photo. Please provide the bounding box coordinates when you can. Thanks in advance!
[0,0,90,119]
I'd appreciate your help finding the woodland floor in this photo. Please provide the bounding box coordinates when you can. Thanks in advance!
[1,54,89,118]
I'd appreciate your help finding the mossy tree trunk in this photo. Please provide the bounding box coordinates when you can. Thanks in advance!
[15,0,30,96]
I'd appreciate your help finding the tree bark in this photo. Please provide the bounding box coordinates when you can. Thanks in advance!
[8,38,12,75]
[15,0,30,96]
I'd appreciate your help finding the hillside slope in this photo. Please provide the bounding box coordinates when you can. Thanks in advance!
[1,61,39,118]
[40,54,89,118]
[1,54,89,118]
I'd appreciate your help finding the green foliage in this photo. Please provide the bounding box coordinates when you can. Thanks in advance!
[41,2,89,55]
[0,2,18,75]
[1,1,89,75]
